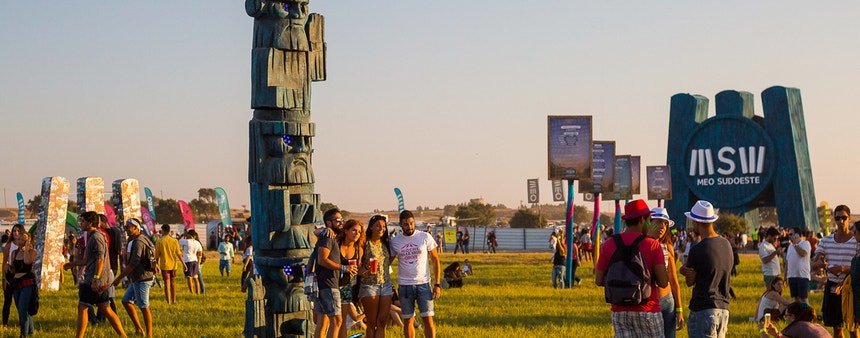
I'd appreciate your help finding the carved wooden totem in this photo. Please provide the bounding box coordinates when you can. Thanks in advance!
[245,1,324,337]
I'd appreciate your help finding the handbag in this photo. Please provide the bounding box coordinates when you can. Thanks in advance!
[28,286,38,316]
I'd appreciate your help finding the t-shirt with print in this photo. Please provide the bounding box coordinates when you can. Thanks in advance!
[595,232,665,313]
[817,234,858,284]
[390,231,437,286]
[786,240,811,279]
[315,236,341,290]
[759,241,780,276]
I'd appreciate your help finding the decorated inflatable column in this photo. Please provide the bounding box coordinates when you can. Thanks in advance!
[77,177,105,214]
[34,177,69,291]
[112,179,142,225]
[245,0,324,336]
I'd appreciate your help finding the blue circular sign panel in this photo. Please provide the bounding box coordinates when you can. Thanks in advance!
[682,116,775,208]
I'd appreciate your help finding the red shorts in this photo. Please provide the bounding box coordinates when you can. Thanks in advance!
[161,270,176,281]
[583,243,592,251]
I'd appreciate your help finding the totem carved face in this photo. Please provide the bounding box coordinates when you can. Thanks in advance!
[257,121,315,185]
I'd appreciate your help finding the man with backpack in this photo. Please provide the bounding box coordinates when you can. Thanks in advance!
[595,199,669,337]
[679,200,733,338]
[112,218,156,338]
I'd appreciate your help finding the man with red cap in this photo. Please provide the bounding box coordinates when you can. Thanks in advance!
[596,199,669,337]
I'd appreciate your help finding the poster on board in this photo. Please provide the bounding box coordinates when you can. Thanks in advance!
[647,165,673,200]
[547,116,592,180]
[605,155,632,200]
[579,141,616,193]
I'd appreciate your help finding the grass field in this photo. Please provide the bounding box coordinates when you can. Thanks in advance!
[4,250,832,337]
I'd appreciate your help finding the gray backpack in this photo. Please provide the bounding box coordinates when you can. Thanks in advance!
[603,234,652,306]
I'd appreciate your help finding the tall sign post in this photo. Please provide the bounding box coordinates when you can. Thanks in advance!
[665,87,819,231]
[548,116,592,288]
[579,141,616,263]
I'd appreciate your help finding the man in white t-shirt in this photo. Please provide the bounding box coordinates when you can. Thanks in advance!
[785,227,811,303]
[390,210,441,338]
[759,227,783,288]
[178,232,203,294]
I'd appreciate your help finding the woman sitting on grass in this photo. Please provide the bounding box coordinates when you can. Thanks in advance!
[755,276,791,322]
[760,301,831,338]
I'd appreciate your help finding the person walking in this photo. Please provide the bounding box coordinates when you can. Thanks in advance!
[359,215,394,338]
[218,234,235,277]
[679,200,733,338]
[760,227,783,289]
[453,227,463,254]
[64,211,127,338]
[647,207,685,338]
[785,227,811,303]
[390,210,442,338]
[486,231,498,254]
[155,224,183,304]
[9,232,36,337]
[112,218,156,338]
[595,199,669,337]
[812,205,859,338]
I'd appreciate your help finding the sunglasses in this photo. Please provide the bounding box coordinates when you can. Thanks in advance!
[328,218,344,223]
[836,216,849,221]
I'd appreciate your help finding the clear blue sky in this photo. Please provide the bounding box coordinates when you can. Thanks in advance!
[2,2,859,216]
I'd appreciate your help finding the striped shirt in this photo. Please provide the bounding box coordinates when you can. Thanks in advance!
[817,234,859,284]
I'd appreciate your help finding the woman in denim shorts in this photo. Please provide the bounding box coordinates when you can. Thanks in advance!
[359,215,394,338]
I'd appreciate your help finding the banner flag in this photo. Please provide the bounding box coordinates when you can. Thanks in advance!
[141,206,155,236]
[104,203,117,228]
[16,192,25,224]
[552,180,565,202]
[178,200,195,231]
[215,187,233,228]
[394,188,405,213]
[527,179,539,204]
[144,187,157,222]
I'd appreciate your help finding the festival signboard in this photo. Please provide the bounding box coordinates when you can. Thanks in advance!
[547,116,592,180]
[527,179,539,204]
[647,165,672,200]
[605,155,633,201]
[552,180,565,202]
[578,141,616,193]
[630,156,641,196]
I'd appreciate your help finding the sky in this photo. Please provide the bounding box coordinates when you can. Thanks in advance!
[2,2,859,215]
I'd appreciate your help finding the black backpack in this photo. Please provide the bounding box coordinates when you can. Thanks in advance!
[603,234,652,306]
[137,236,157,272]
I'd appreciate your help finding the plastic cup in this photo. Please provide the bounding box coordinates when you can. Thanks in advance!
[369,258,378,274]
[348,259,357,267]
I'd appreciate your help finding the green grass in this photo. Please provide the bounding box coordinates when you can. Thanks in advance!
[7,251,833,337]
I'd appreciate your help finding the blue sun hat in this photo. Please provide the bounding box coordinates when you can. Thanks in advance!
[650,207,675,228]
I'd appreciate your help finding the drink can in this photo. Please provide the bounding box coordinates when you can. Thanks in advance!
[369,258,378,274]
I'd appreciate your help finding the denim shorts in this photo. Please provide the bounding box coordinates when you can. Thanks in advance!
[78,283,110,307]
[358,282,394,298]
[122,279,155,308]
[398,283,434,319]
[315,288,341,317]
[220,259,231,273]
[184,261,199,278]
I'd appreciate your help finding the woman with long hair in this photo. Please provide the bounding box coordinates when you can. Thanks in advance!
[755,276,791,322]
[2,224,25,327]
[10,232,37,337]
[338,219,364,338]
[760,301,831,337]
[359,215,394,338]
[647,208,684,337]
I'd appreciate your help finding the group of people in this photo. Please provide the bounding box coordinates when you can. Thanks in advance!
[311,209,443,338]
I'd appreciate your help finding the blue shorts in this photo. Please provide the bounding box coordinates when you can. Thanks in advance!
[122,279,154,308]
[78,283,110,307]
[220,259,231,273]
[358,282,394,298]
[398,283,434,319]
[315,288,341,317]
[788,277,809,299]
[184,262,199,278]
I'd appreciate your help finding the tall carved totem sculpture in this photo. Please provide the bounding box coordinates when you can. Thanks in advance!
[245,1,325,337]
